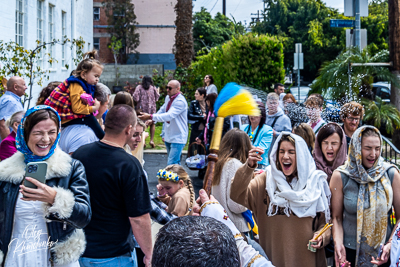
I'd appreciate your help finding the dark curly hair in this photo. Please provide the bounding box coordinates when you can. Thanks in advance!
[36,81,62,105]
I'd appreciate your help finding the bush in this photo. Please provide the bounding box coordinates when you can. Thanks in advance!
[191,33,285,91]
[152,66,202,109]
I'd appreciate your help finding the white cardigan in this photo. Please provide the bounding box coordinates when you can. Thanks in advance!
[212,158,249,232]
[153,93,188,144]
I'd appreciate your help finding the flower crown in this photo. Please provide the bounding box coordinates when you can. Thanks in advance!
[157,169,179,182]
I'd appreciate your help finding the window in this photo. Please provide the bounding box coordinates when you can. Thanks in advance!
[37,0,43,67]
[62,11,66,67]
[93,38,100,51]
[15,0,24,46]
[48,4,54,67]
[93,7,100,21]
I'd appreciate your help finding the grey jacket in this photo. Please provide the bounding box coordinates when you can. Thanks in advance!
[265,107,292,135]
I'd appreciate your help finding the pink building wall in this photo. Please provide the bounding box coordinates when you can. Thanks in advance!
[133,0,177,54]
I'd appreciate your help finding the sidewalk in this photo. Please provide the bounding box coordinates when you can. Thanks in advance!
[144,149,188,154]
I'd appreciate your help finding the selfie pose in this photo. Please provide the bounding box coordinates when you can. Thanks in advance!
[0,105,91,267]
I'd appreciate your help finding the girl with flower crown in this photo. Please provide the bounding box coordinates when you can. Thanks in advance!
[156,164,195,216]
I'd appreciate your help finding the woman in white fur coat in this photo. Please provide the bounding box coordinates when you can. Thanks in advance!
[0,105,91,267]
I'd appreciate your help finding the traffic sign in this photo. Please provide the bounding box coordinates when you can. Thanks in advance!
[330,19,355,28]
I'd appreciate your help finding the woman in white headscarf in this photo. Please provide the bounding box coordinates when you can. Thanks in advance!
[230,132,332,267]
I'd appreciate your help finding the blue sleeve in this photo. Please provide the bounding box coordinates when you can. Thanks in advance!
[0,100,22,121]
[258,126,273,152]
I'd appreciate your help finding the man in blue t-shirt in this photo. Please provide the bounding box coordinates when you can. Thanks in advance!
[73,104,152,267]
[0,76,26,141]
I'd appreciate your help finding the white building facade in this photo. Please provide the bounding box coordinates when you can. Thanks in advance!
[0,0,93,106]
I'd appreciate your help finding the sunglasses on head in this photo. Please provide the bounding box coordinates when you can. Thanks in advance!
[166,86,173,90]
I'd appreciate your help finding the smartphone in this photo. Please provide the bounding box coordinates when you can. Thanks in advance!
[377,243,384,259]
[23,162,48,189]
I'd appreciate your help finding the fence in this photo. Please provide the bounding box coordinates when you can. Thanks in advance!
[382,136,400,168]
[99,64,164,90]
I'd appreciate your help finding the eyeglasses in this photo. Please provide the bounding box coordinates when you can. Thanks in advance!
[204,77,209,80]
[346,117,360,122]
[166,86,173,90]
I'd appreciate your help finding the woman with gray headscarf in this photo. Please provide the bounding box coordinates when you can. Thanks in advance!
[331,126,400,267]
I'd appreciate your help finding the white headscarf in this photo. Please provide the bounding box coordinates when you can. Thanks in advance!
[266,132,331,222]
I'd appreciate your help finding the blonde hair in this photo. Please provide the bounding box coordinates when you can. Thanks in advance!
[6,111,25,129]
[214,129,252,186]
[161,164,195,216]
[292,123,315,152]
[267,92,279,102]
[131,119,147,165]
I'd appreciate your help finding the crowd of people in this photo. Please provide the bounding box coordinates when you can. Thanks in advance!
[0,50,399,267]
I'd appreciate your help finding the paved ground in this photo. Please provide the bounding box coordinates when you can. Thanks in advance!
[143,153,204,198]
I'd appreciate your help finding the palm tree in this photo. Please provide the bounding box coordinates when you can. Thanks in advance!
[174,0,194,67]
[311,47,399,101]
[362,97,400,136]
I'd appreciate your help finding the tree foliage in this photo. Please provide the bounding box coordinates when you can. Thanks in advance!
[252,0,389,82]
[362,97,400,135]
[174,0,194,67]
[311,47,398,101]
[362,0,388,54]
[0,37,86,108]
[192,34,285,91]
[103,0,140,64]
[193,7,245,54]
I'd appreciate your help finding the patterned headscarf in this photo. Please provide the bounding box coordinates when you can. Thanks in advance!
[337,125,393,266]
[16,105,61,163]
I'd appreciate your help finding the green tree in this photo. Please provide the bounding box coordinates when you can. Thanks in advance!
[312,47,398,100]
[192,34,285,91]
[362,0,389,55]
[103,0,140,63]
[362,97,400,135]
[108,36,123,85]
[253,0,346,81]
[253,0,389,82]
[0,37,85,108]
[193,7,245,54]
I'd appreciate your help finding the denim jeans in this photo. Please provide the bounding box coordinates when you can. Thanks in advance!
[164,142,185,165]
[79,250,137,267]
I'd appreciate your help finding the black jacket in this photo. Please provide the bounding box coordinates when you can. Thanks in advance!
[188,100,206,131]
[198,110,231,147]
[0,149,91,266]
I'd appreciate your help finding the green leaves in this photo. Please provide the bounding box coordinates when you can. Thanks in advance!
[192,34,285,91]
[192,7,245,54]
[362,97,400,135]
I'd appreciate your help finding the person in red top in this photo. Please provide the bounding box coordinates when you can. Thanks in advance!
[0,110,24,161]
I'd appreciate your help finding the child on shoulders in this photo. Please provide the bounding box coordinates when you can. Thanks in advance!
[45,50,104,139]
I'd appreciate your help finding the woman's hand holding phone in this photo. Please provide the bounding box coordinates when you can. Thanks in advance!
[20,177,57,204]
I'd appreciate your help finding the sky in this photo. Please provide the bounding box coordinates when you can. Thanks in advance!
[193,0,345,26]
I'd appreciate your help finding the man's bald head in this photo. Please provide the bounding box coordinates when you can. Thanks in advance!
[166,80,181,97]
[7,76,27,97]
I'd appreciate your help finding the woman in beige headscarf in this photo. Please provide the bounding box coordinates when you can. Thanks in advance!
[331,126,400,267]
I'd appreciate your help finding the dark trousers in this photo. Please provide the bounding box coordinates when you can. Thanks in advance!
[62,115,105,139]
[189,127,204,156]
